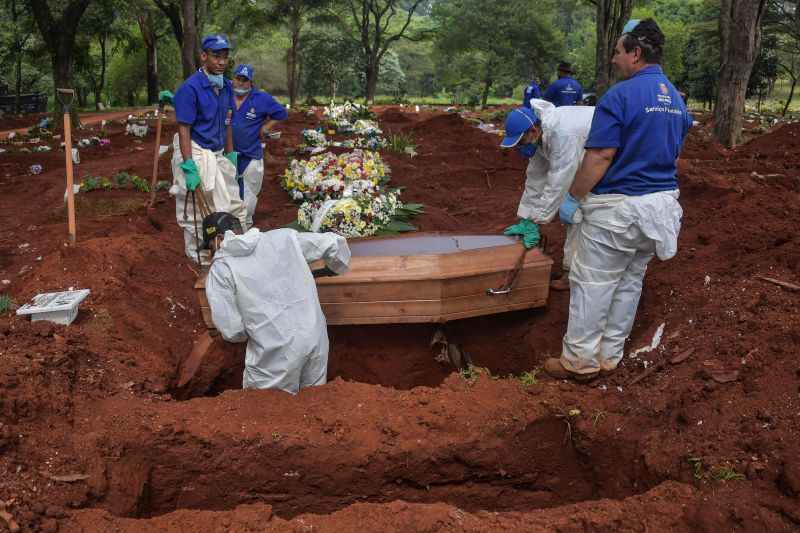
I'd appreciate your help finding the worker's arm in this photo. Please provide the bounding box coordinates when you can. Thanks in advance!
[569,147,617,199]
[205,263,248,343]
[296,232,351,275]
[260,120,278,141]
[178,123,193,162]
[225,110,234,154]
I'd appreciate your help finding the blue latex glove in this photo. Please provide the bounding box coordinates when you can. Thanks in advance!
[224,151,238,168]
[559,192,580,224]
[180,159,200,191]
[503,218,540,249]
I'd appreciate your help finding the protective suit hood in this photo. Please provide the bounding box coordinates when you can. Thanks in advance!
[218,228,261,257]
[529,99,556,123]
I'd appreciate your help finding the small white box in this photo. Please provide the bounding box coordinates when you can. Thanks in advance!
[16,289,91,326]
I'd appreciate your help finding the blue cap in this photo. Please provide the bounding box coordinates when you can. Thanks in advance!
[234,64,254,80]
[500,107,540,148]
[622,19,640,34]
[202,34,231,52]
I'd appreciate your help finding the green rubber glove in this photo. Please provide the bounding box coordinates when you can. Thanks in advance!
[224,151,238,168]
[158,90,174,106]
[503,218,540,249]
[180,159,201,191]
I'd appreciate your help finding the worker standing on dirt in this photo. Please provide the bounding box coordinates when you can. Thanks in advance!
[543,62,583,107]
[230,64,288,230]
[202,212,351,393]
[500,100,595,289]
[522,78,542,108]
[545,19,692,381]
[171,35,244,265]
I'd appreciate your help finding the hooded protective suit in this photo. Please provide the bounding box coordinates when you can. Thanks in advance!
[205,228,351,393]
[518,99,595,269]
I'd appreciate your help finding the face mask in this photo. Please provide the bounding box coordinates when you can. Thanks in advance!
[206,72,224,89]
[517,143,537,158]
[234,87,251,96]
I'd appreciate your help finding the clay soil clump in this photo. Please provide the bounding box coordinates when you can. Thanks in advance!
[0,107,799,531]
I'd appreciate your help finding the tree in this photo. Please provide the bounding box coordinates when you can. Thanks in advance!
[433,0,560,107]
[333,0,430,103]
[137,7,161,104]
[29,0,92,114]
[300,28,360,100]
[764,0,800,116]
[153,0,200,78]
[0,0,36,113]
[713,0,768,147]
[76,1,126,109]
[586,0,633,95]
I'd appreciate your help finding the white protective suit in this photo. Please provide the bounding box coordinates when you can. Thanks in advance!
[240,158,265,230]
[205,228,351,393]
[170,133,245,264]
[519,100,595,270]
[561,190,682,374]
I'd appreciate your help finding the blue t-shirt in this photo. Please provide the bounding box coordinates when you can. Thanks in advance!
[522,82,542,107]
[231,89,288,162]
[585,65,693,196]
[174,70,233,152]
[543,76,583,107]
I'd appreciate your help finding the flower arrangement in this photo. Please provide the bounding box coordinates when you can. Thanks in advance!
[281,149,390,203]
[301,129,328,147]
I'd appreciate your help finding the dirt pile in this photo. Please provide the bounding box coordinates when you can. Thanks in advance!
[0,107,799,531]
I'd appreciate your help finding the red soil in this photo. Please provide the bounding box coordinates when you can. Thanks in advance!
[0,106,798,531]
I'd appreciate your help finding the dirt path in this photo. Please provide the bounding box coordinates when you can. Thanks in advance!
[0,107,798,531]
[0,108,150,140]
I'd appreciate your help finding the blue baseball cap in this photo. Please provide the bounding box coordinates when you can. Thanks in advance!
[500,107,540,148]
[234,64,254,80]
[202,34,231,52]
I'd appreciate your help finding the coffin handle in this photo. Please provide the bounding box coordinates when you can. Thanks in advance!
[486,287,512,296]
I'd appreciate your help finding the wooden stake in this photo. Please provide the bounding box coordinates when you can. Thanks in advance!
[148,104,164,207]
[58,88,77,246]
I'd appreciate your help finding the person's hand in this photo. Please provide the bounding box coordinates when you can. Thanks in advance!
[224,151,238,167]
[180,159,200,191]
[503,218,540,249]
[158,90,174,106]
[559,193,581,224]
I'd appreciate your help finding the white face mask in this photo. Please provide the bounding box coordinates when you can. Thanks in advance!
[234,87,251,96]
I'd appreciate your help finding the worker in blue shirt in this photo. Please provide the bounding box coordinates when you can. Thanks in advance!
[545,19,692,382]
[230,64,288,230]
[522,79,542,108]
[170,34,244,264]
[543,62,583,107]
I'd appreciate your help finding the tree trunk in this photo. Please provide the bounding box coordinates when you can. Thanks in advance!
[713,0,768,147]
[594,0,633,95]
[365,58,379,104]
[94,34,107,110]
[181,0,199,79]
[782,74,797,117]
[15,48,23,115]
[481,77,492,109]
[286,17,301,107]
[138,10,160,104]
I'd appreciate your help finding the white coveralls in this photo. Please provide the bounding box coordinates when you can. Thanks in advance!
[561,190,682,374]
[240,158,265,230]
[518,99,595,270]
[170,133,245,264]
[205,228,351,393]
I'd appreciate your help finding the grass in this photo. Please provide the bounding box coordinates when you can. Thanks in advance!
[387,132,417,155]
[0,294,13,314]
[711,467,746,482]
[518,369,540,386]
[687,457,745,483]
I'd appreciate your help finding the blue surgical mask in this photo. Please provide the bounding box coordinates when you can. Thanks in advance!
[234,87,251,96]
[206,72,224,89]
[517,143,537,158]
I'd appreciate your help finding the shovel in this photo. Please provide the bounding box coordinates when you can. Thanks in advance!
[147,102,165,208]
[57,88,77,245]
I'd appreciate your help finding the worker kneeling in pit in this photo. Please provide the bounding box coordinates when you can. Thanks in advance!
[171,34,244,265]
[500,100,595,289]
[201,212,351,394]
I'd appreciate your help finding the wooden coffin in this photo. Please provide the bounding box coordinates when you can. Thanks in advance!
[195,234,552,328]
[317,234,552,325]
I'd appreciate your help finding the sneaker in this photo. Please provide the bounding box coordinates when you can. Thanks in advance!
[543,358,599,382]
